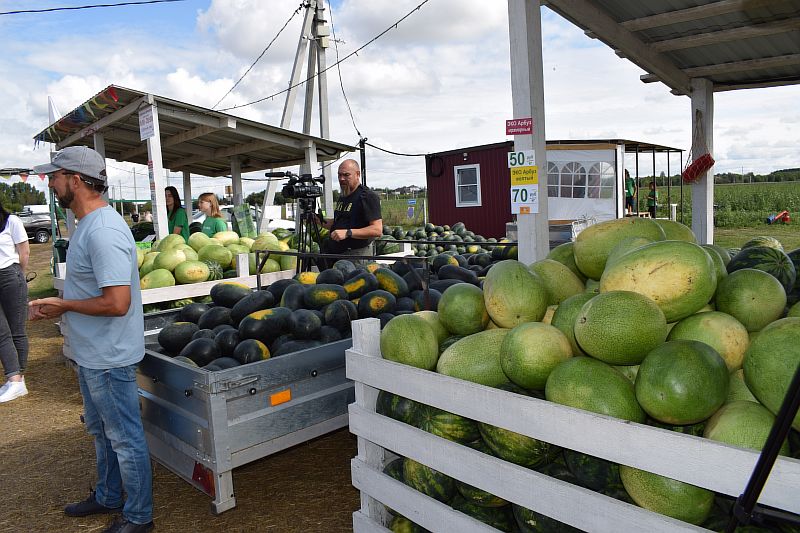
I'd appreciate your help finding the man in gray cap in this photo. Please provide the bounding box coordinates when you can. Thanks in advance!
[29,146,153,533]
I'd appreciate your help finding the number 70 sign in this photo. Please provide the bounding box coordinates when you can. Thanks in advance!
[508,150,539,214]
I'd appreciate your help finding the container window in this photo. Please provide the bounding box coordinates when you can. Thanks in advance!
[454,164,482,207]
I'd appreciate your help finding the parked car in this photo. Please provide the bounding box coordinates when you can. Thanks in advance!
[16,210,53,244]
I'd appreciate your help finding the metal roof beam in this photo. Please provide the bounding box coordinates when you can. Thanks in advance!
[118,123,225,160]
[641,53,800,83]
[714,77,800,91]
[621,0,782,32]
[652,18,800,52]
[546,0,692,94]
[56,96,147,149]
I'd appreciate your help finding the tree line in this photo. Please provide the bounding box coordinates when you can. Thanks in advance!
[0,183,47,212]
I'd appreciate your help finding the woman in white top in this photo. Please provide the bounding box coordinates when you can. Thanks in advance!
[0,202,30,402]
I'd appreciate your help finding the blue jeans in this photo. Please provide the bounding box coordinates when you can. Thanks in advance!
[0,263,28,378]
[78,364,153,524]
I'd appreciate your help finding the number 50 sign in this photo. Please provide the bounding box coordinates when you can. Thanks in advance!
[508,150,539,214]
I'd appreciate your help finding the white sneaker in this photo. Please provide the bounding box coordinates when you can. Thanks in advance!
[0,380,27,402]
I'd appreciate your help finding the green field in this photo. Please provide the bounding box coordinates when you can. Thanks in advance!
[380,182,800,250]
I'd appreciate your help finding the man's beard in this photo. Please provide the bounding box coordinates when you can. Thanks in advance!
[56,187,74,209]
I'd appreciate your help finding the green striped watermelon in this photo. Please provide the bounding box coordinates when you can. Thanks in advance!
[742,236,784,251]
[787,248,800,305]
[376,391,419,426]
[454,440,508,508]
[389,516,430,533]
[414,404,480,444]
[562,449,621,493]
[450,495,515,532]
[203,260,224,281]
[402,458,456,503]
[478,422,557,469]
[727,246,796,293]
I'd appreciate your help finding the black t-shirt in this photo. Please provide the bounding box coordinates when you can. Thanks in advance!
[327,185,381,252]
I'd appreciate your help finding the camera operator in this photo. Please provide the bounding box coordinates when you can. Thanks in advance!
[318,159,382,260]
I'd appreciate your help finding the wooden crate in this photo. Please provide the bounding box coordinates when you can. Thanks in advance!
[346,318,800,533]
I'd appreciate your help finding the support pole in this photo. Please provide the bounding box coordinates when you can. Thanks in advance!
[360,137,367,187]
[143,98,169,240]
[690,78,715,244]
[315,0,334,218]
[231,156,243,206]
[508,0,549,263]
[182,171,192,227]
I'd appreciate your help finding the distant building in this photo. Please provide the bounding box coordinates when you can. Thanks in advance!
[424,139,682,238]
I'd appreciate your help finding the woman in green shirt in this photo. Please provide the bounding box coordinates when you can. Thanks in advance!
[165,186,189,243]
[198,192,228,237]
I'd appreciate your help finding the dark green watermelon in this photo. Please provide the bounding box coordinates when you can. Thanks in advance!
[402,458,456,503]
[479,422,558,469]
[787,248,800,305]
[414,404,480,444]
[454,440,508,508]
[389,515,430,533]
[512,504,583,533]
[727,246,796,293]
[376,391,419,426]
[450,495,515,532]
[742,236,784,251]
[562,449,621,493]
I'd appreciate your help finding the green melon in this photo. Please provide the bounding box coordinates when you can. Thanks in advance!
[437,283,488,335]
[619,466,714,525]
[546,241,586,282]
[375,391,419,426]
[449,494,516,532]
[573,291,667,365]
[153,248,187,272]
[715,269,786,332]
[139,255,158,278]
[789,301,800,318]
[414,404,480,444]
[413,311,449,345]
[212,230,240,246]
[726,369,758,404]
[705,244,732,266]
[573,217,666,280]
[704,400,790,455]
[667,311,749,372]
[635,340,729,425]
[528,259,585,305]
[549,293,595,357]
[545,357,646,423]
[701,245,728,286]
[437,329,510,387]
[478,421,556,469]
[604,236,655,268]
[500,322,573,390]
[743,317,800,430]
[156,233,186,252]
[174,260,211,284]
[198,244,233,269]
[136,248,145,269]
[279,249,298,272]
[742,235,784,251]
[482,260,548,328]
[562,449,621,492]
[249,254,281,275]
[652,219,697,243]
[727,246,796,294]
[600,240,717,322]
[140,268,176,290]
[380,314,439,370]
[188,232,213,252]
[402,458,456,503]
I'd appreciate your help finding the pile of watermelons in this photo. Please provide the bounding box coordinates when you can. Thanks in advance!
[378,221,515,258]
[373,218,800,531]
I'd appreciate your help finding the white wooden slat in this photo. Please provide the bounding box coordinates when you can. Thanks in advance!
[345,351,800,513]
[352,317,389,526]
[353,511,391,533]
[350,406,706,533]
[351,458,500,533]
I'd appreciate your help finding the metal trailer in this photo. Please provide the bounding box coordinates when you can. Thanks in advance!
[137,312,354,514]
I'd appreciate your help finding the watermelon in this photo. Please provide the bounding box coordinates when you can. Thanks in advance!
[453,440,509,508]
[402,458,456,503]
[414,404,480,444]
[203,260,224,281]
[787,248,800,305]
[380,314,439,370]
[449,495,515,532]
[376,391,419,426]
[619,466,714,525]
[742,236,784,251]
[388,516,430,533]
[727,245,796,293]
[562,449,621,493]
[478,422,557,469]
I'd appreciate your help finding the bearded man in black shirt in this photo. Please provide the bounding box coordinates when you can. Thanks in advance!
[319,159,382,261]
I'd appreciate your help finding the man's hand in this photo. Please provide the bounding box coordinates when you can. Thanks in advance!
[330,229,348,241]
[29,297,68,320]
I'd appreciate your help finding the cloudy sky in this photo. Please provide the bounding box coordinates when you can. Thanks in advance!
[1,0,798,202]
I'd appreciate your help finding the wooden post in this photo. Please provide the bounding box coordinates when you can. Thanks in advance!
[508,0,549,263]
[690,78,714,244]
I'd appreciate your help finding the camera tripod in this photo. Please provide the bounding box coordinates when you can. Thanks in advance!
[294,197,324,273]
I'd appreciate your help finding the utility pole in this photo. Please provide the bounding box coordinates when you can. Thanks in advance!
[133,168,139,214]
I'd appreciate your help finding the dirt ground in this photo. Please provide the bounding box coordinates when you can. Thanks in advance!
[0,242,360,532]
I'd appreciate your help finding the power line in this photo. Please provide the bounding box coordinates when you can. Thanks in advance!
[212,2,306,109]
[327,2,360,137]
[219,0,432,112]
[365,141,427,157]
[0,0,186,16]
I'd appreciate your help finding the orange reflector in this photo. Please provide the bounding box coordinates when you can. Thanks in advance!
[270,389,291,406]
[192,462,215,498]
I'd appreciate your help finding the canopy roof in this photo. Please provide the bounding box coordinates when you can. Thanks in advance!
[545,0,800,95]
[33,85,355,177]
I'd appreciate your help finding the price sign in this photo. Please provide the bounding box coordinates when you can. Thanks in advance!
[508,150,535,168]
[510,164,539,214]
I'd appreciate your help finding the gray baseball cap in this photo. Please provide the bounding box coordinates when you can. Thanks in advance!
[33,146,107,183]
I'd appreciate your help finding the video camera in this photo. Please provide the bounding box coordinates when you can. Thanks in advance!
[264,171,324,200]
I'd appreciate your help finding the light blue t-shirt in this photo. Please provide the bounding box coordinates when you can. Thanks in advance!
[63,206,144,369]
